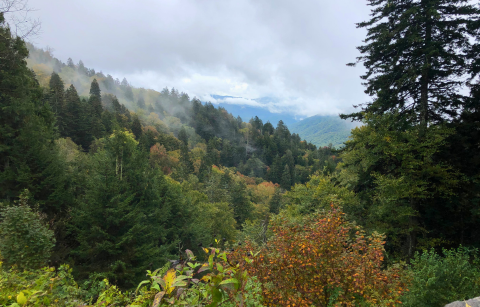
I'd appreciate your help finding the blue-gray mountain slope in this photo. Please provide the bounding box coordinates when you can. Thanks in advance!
[289,115,354,148]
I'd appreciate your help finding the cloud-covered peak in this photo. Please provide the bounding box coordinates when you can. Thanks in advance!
[28,0,371,116]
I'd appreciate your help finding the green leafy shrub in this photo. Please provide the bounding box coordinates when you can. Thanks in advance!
[130,248,263,307]
[401,247,480,306]
[93,279,131,307]
[0,191,55,269]
[0,263,85,307]
[90,248,264,307]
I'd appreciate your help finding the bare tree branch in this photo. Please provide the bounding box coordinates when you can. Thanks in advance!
[1,0,41,40]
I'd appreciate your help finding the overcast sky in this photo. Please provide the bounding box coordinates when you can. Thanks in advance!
[27,0,371,117]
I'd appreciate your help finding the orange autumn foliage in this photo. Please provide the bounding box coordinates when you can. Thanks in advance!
[232,206,408,307]
[150,143,176,175]
[235,171,257,185]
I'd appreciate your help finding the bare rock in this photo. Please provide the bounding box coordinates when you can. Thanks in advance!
[445,297,480,307]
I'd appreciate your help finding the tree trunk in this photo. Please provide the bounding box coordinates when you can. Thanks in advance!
[420,0,432,134]
[406,198,419,259]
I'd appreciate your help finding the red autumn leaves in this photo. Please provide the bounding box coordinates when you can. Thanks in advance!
[232,206,407,306]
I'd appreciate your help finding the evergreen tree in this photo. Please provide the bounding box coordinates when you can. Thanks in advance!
[71,130,188,287]
[178,126,188,146]
[180,144,194,176]
[124,86,134,102]
[269,188,283,214]
[343,0,480,128]
[48,72,67,136]
[103,74,115,91]
[65,84,91,148]
[120,78,134,101]
[137,97,146,109]
[88,79,104,139]
[220,140,234,167]
[0,13,73,228]
[268,155,282,184]
[177,126,193,176]
[198,159,210,182]
[77,60,87,75]
[281,164,292,190]
[148,104,154,113]
[67,57,75,69]
[230,180,253,227]
[101,109,116,136]
[282,150,295,186]
[337,0,480,258]
[89,78,101,102]
[131,115,142,140]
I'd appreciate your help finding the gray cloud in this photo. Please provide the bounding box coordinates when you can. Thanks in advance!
[28,0,371,116]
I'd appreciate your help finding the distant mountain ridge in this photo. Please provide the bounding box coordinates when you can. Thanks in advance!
[209,95,300,127]
[208,95,353,148]
[289,115,354,148]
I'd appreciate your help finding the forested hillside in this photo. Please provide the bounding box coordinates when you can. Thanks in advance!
[2,0,480,306]
[289,115,354,147]
[1,15,338,289]
[25,43,335,186]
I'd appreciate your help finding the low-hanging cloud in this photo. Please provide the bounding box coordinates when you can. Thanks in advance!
[28,0,371,117]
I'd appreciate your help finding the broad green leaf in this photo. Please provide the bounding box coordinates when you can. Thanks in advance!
[152,282,161,291]
[172,280,187,287]
[16,292,27,306]
[152,276,166,289]
[219,278,239,285]
[208,254,214,269]
[135,280,150,294]
[211,288,222,303]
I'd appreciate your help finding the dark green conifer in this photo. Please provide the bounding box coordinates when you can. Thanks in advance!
[137,97,146,109]
[230,180,253,227]
[70,130,189,288]
[281,164,291,190]
[77,60,87,75]
[178,127,188,146]
[65,84,91,148]
[338,0,480,258]
[0,13,71,220]
[67,57,75,69]
[48,72,68,136]
[88,79,104,138]
[343,0,480,128]
[131,115,143,140]
[268,155,282,184]
[269,188,283,214]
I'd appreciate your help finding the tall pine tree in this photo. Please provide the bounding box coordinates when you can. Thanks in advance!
[343,0,480,128]
[71,130,190,288]
[0,13,72,221]
[339,0,480,257]
[48,72,67,136]
[65,84,91,149]
[88,79,104,139]
[131,114,143,140]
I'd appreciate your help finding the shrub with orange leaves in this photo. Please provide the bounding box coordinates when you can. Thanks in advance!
[150,143,177,174]
[232,205,408,307]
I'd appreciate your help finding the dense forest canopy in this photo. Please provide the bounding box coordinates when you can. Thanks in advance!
[1,0,480,305]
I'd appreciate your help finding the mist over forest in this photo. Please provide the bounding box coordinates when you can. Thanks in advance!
[1,0,480,306]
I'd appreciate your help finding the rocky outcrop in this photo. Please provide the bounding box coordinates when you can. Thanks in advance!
[445,297,480,307]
